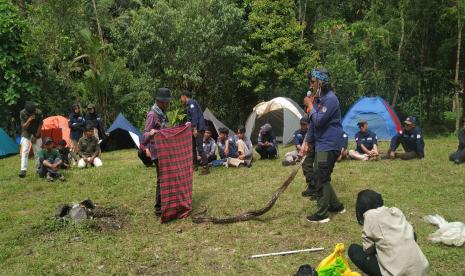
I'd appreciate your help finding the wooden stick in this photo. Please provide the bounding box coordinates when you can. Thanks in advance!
[250,247,324,259]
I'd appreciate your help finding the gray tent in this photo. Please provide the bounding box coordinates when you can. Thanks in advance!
[245,97,306,144]
[203,108,234,139]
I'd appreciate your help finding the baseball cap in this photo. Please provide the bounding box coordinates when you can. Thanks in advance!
[404,116,416,125]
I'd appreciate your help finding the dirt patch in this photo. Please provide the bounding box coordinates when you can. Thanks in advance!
[88,207,127,232]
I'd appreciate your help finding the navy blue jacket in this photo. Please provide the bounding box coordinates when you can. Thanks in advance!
[68,112,86,141]
[293,129,306,147]
[341,131,348,150]
[186,98,205,132]
[307,90,343,152]
[218,136,239,159]
[390,127,425,158]
[355,130,378,153]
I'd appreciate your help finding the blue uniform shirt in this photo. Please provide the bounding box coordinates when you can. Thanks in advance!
[390,127,425,158]
[307,90,343,152]
[355,130,378,153]
[218,136,239,159]
[257,129,278,149]
[203,137,217,159]
[293,129,306,146]
[341,131,348,149]
[186,98,206,132]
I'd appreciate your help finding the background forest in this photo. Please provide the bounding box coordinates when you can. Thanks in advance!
[1,0,465,133]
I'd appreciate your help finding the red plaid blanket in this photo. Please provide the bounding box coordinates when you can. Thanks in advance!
[155,124,193,223]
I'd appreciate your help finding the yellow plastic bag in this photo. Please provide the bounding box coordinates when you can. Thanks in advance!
[316,243,361,276]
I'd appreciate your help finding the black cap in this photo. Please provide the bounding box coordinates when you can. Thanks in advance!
[357,118,367,126]
[155,88,172,103]
[44,137,54,145]
[404,116,416,125]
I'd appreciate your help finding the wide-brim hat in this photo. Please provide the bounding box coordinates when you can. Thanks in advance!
[155,88,172,102]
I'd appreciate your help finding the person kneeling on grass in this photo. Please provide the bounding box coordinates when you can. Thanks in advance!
[57,139,71,169]
[283,117,308,166]
[348,189,429,276]
[255,123,278,159]
[77,125,103,168]
[37,137,65,182]
[349,119,379,161]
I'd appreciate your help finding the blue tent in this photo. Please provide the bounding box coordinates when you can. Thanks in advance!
[342,96,402,140]
[0,128,18,158]
[103,113,142,151]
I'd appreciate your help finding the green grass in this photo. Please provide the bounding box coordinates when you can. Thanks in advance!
[1,137,465,275]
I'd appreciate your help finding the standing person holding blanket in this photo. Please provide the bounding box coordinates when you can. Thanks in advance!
[181,90,209,175]
[300,68,345,223]
[143,88,171,217]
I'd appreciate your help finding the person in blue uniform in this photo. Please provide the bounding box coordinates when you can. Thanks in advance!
[68,103,85,163]
[255,123,278,159]
[282,117,308,166]
[388,116,424,160]
[337,131,349,161]
[349,119,379,161]
[449,120,465,164]
[181,90,209,175]
[201,127,217,163]
[301,68,345,223]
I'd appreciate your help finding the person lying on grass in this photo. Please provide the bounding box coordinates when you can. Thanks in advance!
[37,137,65,182]
[77,125,103,168]
[348,189,429,276]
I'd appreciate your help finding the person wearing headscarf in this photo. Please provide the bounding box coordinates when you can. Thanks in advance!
[18,101,43,178]
[255,123,278,159]
[349,189,429,276]
[300,68,345,223]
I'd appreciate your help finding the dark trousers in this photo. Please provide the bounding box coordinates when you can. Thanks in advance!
[302,151,316,193]
[154,159,161,213]
[193,131,207,166]
[207,155,217,163]
[256,145,277,159]
[138,149,154,166]
[37,158,62,178]
[314,151,343,217]
[449,148,465,163]
[388,141,419,160]
[348,244,382,276]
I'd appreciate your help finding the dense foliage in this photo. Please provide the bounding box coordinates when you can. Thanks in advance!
[1,0,465,134]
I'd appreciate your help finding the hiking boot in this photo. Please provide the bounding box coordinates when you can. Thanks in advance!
[301,189,316,198]
[328,205,346,214]
[282,160,296,166]
[154,208,162,217]
[454,159,461,165]
[18,170,26,178]
[306,214,330,224]
[46,172,54,182]
[200,166,210,175]
[58,175,66,182]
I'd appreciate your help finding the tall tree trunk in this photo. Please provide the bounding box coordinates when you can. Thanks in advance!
[454,0,463,131]
[91,0,104,43]
[392,0,406,107]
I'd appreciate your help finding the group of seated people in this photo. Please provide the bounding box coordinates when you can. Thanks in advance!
[37,125,103,181]
[283,115,426,166]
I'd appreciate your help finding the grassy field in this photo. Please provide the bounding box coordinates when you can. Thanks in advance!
[1,136,465,275]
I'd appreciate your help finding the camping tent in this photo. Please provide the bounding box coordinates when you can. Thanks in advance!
[245,97,306,144]
[41,116,71,147]
[0,128,18,158]
[103,113,142,151]
[342,96,402,140]
[203,108,234,140]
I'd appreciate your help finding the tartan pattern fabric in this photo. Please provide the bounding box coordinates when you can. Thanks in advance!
[155,124,193,223]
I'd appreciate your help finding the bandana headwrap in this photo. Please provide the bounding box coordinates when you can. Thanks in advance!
[310,69,330,82]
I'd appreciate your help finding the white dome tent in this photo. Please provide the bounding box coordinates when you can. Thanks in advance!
[245,97,306,144]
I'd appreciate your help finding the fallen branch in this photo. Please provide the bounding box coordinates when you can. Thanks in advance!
[191,157,305,224]
[250,247,324,259]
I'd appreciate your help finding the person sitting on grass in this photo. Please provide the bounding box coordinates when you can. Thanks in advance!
[449,120,465,164]
[236,126,253,167]
[77,125,103,168]
[282,117,308,166]
[212,127,245,167]
[348,189,429,276]
[349,119,379,161]
[201,127,217,163]
[255,123,278,159]
[37,137,65,182]
[388,116,424,160]
[57,139,71,169]
[337,130,349,161]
